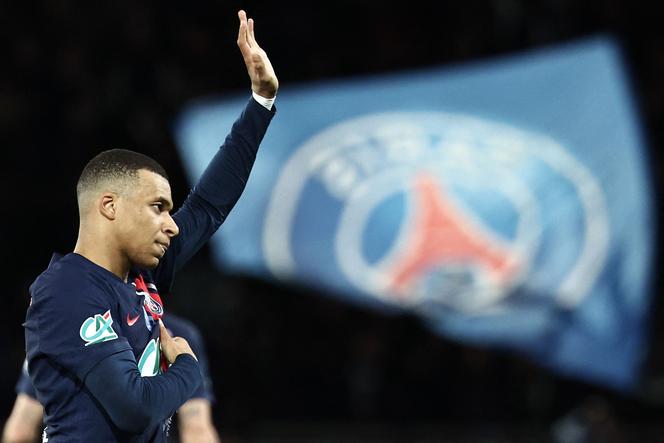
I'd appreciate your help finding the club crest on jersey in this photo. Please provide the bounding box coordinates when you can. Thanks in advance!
[144,294,164,317]
[133,275,164,320]
[79,310,118,346]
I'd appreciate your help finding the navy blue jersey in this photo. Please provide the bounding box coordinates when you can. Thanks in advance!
[17,313,215,403]
[24,97,274,442]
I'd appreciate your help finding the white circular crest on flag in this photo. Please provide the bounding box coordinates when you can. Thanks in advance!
[263,112,609,313]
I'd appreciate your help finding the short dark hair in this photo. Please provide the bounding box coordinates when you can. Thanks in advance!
[76,149,168,206]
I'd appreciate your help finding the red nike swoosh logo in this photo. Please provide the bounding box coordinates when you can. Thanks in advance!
[127,313,140,326]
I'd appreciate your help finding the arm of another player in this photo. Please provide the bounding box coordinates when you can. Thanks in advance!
[167,315,221,443]
[2,359,43,443]
[178,398,221,443]
[157,10,279,284]
[1,394,43,443]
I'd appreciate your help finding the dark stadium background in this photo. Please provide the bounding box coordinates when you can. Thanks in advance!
[2,1,663,441]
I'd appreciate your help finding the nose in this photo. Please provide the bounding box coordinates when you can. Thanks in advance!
[164,212,180,238]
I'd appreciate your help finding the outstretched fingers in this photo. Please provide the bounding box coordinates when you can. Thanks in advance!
[248,18,257,46]
[237,10,251,52]
[235,9,278,98]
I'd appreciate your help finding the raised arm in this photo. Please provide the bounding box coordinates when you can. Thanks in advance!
[155,10,278,285]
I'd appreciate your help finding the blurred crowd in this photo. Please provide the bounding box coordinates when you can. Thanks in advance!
[2,1,664,441]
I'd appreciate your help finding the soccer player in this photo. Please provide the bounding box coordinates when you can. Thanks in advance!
[23,10,277,442]
[3,314,221,443]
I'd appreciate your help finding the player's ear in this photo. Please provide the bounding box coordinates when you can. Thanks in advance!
[99,192,119,221]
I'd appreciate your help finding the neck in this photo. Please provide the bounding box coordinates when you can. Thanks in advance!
[74,229,130,282]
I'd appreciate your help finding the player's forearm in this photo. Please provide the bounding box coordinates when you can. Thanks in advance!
[178,398,220,443]
[191,96,274,217]
[85,350,202,433]
[2,394,44,443]
[168,97,275,271]
[1,426,39,443]
[180,426,221,443]
[2,416,40,443]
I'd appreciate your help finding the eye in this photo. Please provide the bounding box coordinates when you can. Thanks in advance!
[152,203,162,212]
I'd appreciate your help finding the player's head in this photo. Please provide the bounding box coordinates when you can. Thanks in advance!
[76,149,179,269]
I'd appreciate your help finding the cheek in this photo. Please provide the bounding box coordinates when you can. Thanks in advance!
[116,222,140,254]
[120,207,161,242]
[140,213,163,240]
[116,212,149,246]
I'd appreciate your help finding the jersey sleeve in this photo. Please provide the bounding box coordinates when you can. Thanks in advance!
[84,350,202,433]
[14,358,37,399]
[25,271,132,382]
[153,97,275,290]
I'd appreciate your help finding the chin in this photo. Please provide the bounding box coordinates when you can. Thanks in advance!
[133,256,160,270]
[146,256,161,269]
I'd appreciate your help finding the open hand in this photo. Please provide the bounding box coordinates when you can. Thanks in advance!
[237,10,279,99]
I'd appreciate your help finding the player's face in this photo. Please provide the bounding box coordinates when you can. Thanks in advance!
[116,169,179,269]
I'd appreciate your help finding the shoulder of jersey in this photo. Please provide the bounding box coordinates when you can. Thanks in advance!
[31,256,106,302]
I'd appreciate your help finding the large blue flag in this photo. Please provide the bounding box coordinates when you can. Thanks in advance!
[175,38,653,390]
